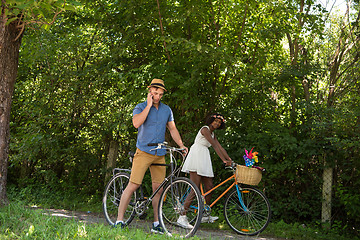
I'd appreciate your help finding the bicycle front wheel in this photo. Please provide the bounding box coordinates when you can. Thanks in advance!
[158,177,203,238]
[102,172,137,226]
[224,186,271,236]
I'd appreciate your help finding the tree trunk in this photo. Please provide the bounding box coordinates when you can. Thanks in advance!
[0,11,23,206]
[321,165,333,229]
[105,140,119,182]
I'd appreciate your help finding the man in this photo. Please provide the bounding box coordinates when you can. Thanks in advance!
[115,78,188,234]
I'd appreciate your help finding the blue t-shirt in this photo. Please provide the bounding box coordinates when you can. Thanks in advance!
[133,101,174,156]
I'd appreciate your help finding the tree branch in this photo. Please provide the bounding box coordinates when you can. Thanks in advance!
[156,0,171,63]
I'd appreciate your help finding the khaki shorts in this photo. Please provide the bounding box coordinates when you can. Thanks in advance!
[130,148,166,185]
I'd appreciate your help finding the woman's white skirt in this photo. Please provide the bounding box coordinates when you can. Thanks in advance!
[181,143,213,177]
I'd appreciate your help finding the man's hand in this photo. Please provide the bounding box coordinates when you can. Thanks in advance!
[181,146,189,156]
[147,92,153,107]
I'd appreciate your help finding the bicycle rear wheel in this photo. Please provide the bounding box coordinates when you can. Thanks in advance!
[158,177,203,238]
[224,186,271,236]
[102,172,137,226]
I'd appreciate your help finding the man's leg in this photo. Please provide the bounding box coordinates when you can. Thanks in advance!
[117,181,140,222]
[151,182,162,222]
[149,155,166,223]
[117,148,149,223]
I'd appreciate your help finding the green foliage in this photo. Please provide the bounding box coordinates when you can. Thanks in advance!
[266,220,358,240]
[4,0,81,26]
[7,184,102,212]
[7,0,360,238]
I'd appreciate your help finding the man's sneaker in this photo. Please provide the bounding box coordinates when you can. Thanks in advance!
[113,221,126,229]
[151,223,164,234]
[176,215,193,229]
[201,215,219,223]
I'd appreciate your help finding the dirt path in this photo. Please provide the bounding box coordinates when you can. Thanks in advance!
[40,208,278,240]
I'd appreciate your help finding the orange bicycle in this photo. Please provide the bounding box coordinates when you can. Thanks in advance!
[187,163,271,236]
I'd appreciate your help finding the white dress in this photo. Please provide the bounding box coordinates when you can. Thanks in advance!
[181,126,214,177]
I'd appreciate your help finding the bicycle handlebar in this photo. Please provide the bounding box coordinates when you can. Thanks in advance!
[224,161,237,170]
[147,142,186,167]
[148,142,185,152]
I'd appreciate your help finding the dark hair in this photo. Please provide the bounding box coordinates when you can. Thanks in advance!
[205,113,226,130]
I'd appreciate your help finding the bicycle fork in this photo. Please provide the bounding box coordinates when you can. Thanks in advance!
[235,184,249,212]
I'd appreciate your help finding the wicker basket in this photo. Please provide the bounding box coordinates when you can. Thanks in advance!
[236,165,262,185]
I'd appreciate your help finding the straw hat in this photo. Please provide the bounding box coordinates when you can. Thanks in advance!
[147,79,167,91]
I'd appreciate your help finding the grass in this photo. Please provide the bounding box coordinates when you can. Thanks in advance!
[199,209,359,240]
[0,201,201,240]
[2,185,359,240]
[264,220,360,240]
[2,201,356,240]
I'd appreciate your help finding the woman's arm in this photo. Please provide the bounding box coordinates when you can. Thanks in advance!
[201,128,232,165]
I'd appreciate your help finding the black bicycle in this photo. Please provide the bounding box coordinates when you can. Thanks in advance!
[102,142,204,238]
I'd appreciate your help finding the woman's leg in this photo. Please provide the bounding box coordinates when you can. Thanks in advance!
[177,172,201,228]
[201,176,219,222]
[189,171,202,188]
[201,176,214,204]
[182,172,201,212]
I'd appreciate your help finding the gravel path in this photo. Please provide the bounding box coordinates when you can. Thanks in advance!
[39,208,278,240]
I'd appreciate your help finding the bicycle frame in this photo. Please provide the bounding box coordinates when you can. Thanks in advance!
[180,164,270,236]
[199,164,252,212]
[132,144,185,210]
[200,174,236,208]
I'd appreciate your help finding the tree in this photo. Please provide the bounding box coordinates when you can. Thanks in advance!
[0,0,77,206]
[0,0,22,206]
[320,3,360,228]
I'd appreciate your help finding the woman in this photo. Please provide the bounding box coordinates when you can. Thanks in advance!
[177,113,232,228]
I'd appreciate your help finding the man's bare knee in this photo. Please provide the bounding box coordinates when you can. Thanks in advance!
[126,181,140,193]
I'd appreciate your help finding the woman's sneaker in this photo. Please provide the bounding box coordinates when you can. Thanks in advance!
[176,215,193,229]
[151,223,164,234]
[201,215,219,223]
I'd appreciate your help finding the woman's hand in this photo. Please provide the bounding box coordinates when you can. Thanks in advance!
[223,160,232,166]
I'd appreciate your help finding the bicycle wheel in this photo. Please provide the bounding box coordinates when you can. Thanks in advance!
[102,172,137,226]
[224,186,271,236]
[158,177,203,238]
